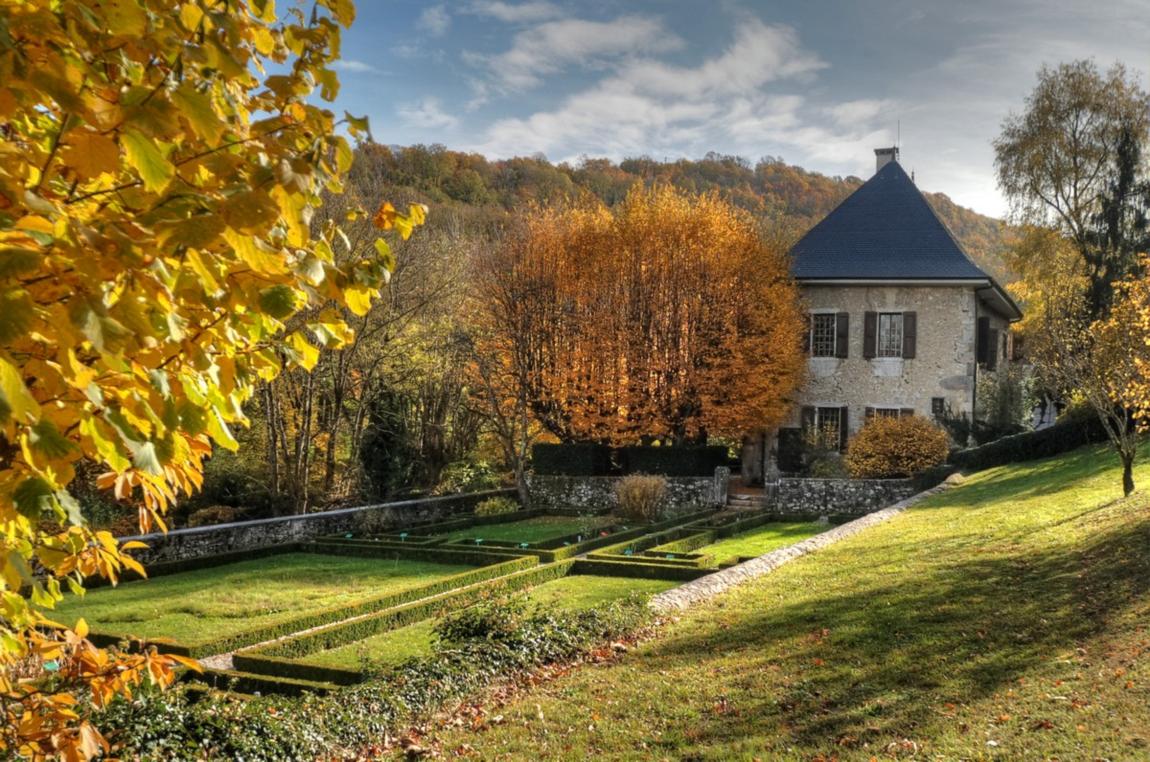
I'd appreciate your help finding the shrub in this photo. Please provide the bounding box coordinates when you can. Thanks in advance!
[474,496,519,517]
[433,460,503,495]
[614,474,667,521]
[845,416,950,479]
[618,446,728,476]
[532,443,611,476]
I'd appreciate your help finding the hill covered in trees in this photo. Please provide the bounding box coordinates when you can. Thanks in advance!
[355,143,1012,282]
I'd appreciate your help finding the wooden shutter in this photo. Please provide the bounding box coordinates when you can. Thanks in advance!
[863,311,877,358]
[900,407,915,418]
[986,328,999,370]
[902,311,917,358]
[835,312,849,358]
[838,406,849,451]
[976,316,989,364]
[803,313,811,354]
[800,406,815,432]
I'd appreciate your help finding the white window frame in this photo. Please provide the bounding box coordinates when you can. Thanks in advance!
[876,312,904,358]
[810,311,838,358]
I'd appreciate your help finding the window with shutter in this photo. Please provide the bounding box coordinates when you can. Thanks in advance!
[835,312,850,358]
[877,312,904,357]
[986,328,999,370]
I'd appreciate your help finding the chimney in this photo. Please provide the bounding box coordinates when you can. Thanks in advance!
[874,146,899,173]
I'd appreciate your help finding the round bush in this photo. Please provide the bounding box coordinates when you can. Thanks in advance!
[845,416,950,479]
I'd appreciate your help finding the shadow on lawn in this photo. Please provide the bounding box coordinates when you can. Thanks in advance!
[642,498,1150,753]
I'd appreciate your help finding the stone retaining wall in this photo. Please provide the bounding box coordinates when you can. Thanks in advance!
[773,476,916,515]
[528,468,729,516]
[119,489,515,565]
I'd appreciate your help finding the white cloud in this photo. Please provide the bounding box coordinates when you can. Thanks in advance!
[398,97,459,129]
[417,5,450,37]
[331,59,380,74]
[468,18,858,164]
[473,16,683,92]
[467,1,563,23]
[826,99,894,128]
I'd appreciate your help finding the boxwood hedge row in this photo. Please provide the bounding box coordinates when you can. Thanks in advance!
[571,559,713,581]
[128,555,540,658]
[241,560,576,662]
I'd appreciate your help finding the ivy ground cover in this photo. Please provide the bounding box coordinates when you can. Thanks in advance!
[297,575,676,672]
[423,440,1150,759]
[51,553,471,648]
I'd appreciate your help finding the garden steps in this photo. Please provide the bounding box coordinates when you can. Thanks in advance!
[726,493,771,509]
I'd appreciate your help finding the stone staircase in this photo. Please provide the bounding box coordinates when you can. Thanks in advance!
[726,492,772,510]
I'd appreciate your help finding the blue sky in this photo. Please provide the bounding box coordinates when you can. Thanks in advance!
[332,0,1150,218]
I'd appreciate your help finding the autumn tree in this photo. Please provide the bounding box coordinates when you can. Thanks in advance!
[1028,259,1149,496]
[995,60,1150,315]
[0,0,421,756]
[472,185,806,451]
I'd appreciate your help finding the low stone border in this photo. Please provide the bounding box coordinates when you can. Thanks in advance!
[648,482,952,612]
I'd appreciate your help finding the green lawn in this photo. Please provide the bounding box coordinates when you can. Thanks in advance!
[51,553,471,646]
[691,521,826,565]
[438,516,614,545]
[422,440,1150,760]
[303,574,676,671]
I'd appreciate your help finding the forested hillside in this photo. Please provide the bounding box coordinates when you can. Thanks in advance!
[356,143,1012,282]
[125,143,1011,527]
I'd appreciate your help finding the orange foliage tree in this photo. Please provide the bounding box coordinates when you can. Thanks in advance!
[0,0,422,757]
[472,185,806,448]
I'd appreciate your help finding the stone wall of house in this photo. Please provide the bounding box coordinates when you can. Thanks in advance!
[794,283,980,436]
[772,477,917,516]
[119,489,515,565]
[528,468,730,516]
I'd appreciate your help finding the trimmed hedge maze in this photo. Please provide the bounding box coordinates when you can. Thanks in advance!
[76,508,825,695]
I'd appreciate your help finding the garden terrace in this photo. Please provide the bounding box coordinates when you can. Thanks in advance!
[231,567,676,686]
[423,441,1150,759]
[58,551,536,657]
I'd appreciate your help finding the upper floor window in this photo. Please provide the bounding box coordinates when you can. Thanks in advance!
[877,313,903,357]
[864,311,916,359]
[811,314,837,357]
[807,312,849,359]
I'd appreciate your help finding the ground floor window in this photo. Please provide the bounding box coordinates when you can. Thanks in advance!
[803,406,845,452]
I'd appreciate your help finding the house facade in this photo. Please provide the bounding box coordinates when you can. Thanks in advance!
[748,148,1021,479]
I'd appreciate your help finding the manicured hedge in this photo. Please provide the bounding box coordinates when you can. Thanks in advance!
[571,559,713,581]
[647,530,719,554]
[619,445,729,476]
[243,560,576,661]
[589,553,709,569]
[532,443,611,475]
[949,415,1109,473]
[193,668,339,697]
[306,540,526,566]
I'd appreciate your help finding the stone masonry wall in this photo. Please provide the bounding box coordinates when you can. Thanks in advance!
[528,468,729,516]
[119,489,515,565]
[796,284,979,436]
[772,477,917,516]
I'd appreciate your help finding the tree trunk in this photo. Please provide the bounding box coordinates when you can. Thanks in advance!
[514,462,530,507]
[1122,452,1135,497]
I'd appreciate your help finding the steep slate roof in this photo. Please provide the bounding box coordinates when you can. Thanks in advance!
[791,160,990,280]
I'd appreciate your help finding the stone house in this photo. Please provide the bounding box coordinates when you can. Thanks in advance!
[747,147,1022,479]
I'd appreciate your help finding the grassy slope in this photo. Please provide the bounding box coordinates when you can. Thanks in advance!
[51,554,470,644]
[425,442,1150,760]
[439,516,614,544]
[304,575,676,671]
